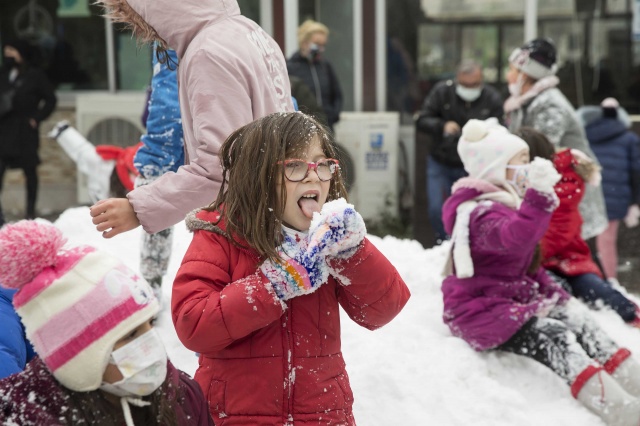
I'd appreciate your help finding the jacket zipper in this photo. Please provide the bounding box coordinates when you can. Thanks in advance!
[283,303,295,424]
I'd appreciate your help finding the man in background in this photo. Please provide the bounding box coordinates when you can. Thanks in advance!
[416,60,503,243]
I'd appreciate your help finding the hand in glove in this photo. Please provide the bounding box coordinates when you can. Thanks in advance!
[307,198,367,259]
[570,149,602,186]
[527,157,562,195]
[625,204,640,228]
[260,235,329,301]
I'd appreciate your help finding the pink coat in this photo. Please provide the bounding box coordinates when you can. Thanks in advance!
[123,0,294,233]
[172,209,411,424]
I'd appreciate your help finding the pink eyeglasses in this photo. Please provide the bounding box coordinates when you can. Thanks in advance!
[278,159,340,182]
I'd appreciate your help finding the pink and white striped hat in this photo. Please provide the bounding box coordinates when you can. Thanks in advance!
[0,220,158,392]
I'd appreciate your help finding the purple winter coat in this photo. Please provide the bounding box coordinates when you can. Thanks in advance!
[0,357,213,425]
[441,178,570,351]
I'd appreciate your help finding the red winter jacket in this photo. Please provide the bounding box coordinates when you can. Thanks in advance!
[172,209,410,425]
[541,149,602,277]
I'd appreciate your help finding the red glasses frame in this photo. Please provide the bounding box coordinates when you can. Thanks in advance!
[278,158,340,182]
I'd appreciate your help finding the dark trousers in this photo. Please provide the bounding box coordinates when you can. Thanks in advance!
[498,301,618,384]
[426,155,467,242]
[0,158,38,222]
[558,272,637,322]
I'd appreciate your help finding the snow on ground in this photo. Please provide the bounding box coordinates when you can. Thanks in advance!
[54,206,640,425]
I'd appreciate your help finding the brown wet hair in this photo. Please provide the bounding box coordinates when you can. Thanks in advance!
[206,112,348,261]
[513,127,555,161]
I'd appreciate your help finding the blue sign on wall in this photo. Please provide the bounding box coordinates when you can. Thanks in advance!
[366,132,388,170]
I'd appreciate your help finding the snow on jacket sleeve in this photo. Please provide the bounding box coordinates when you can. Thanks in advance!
[134,47,184,178]
[329,238,410,330]
[531,103,568,146]
[172,229,285,354]
[128,49,255,234]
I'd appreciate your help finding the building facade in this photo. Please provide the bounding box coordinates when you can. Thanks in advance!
[1,0,639,231]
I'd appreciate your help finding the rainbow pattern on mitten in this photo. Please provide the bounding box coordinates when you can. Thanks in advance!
[261,257,312,300]
[260,233,328,300]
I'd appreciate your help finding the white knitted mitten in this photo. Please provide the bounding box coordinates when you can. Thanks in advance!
[528,157,561,194]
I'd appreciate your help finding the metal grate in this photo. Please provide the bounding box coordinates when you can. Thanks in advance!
[86,118,142,147]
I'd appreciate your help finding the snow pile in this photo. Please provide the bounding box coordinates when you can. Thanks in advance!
[55,207,640,425]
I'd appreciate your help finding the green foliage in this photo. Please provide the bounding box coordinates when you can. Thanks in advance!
[364,194,412,239]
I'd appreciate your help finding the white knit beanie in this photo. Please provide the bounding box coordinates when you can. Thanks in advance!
[457,119,530,187]
[0,221,159,392]
[509,38,558,80]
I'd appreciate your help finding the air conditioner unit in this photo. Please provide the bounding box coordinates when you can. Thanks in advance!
[333,112,400,221]
[75,93,147,203]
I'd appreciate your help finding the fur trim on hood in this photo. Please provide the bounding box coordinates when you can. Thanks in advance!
[95,0,165,47]
[185,208,225,235]
[95,0,241,57]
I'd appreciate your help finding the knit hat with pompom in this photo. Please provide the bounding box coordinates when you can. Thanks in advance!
[0,220,158,392]
[509,38,558,80]
[457,119,529,187]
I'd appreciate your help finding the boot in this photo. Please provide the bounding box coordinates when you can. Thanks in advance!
[605,348,640,397]
[573,365,640,426]
[628,307,640,328]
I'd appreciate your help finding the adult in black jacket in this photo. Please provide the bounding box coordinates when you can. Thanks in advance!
[416,61,503,242]
[0,39,56,224]
[287,19,342,131]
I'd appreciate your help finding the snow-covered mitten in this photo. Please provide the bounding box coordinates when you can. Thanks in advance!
[527,157,562,194]
[624,204,640,228]
[307,198,366,259]
[260,234,328,300]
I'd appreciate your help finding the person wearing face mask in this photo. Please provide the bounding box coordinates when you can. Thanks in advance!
[0,39,56,225]
[415,60,503,243]
[287,19,343,131]
[0,221,213,426]
[504,38,608,243]
[442,119,640,426]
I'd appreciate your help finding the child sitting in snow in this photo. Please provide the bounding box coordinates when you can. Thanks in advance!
[442,119,640,426]
[514,127,640,328]
[172,112,411,424]
[0,220,212,425]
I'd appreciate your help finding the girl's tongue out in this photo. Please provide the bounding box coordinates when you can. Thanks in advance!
[298,196,321,219]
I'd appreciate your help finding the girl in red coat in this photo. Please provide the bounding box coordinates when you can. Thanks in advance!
[172,112,411,425]
[515,127,640,327]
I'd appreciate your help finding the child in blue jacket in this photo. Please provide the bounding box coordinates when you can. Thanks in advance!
[133,44,184,305]
[0,286,35,378]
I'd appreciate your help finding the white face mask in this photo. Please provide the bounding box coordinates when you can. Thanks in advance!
[506,164,530,197]
[456,84,482,102]
[100,328,168,398]
[508,73,525,97]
